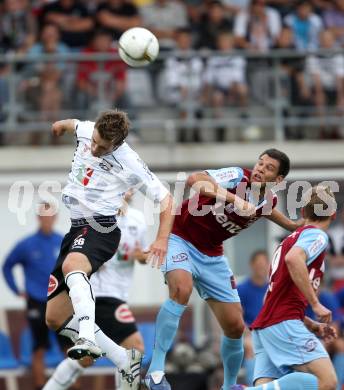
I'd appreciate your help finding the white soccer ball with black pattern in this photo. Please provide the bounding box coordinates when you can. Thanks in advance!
[118,27,159,67]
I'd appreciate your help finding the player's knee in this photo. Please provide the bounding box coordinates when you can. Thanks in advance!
[45,312,61,331]
[61,253,91,277]
[169,283,192,305]
[319,375,337,390]
[223,319,245,339]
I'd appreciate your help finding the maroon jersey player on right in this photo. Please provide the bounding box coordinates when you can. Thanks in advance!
[231,186,338,390]
[146,149,306,390]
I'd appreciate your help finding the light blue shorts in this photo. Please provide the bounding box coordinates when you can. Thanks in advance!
[252,320,329,382]
[163,234,240,303]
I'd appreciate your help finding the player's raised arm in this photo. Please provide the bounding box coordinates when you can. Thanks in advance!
[265,208,304,231]
[51,119,77,137]
[285,246,331,323]
[187,168,255,215]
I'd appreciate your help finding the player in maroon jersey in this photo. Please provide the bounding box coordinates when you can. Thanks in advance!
[145,149,304,390]
[231,186,338,390]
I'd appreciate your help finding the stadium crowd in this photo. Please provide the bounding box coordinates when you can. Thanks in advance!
[1,0,344,143]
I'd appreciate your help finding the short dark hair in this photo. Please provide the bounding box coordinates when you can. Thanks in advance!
[259,148,290,177]
[250,250,268,264]
[95,109,130,146]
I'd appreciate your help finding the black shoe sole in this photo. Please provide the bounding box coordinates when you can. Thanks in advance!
[67,347,101,360]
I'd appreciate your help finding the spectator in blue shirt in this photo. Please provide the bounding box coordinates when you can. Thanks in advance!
[238,250,269,385]
[307,287,344,390]
[3,201,63,390]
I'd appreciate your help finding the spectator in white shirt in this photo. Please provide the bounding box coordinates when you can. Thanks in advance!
[234,0,281,51]
[204,31,248,140]
[164,28,204,142]
[306,29,344,116]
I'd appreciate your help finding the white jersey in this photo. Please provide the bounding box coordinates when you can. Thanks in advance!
[62,120,168,218]
[90,207,148,301]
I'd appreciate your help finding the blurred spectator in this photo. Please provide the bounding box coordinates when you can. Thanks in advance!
[284,1,323,51]
[23,23,69,144]
[140,0,188,50]
[204,31,248,141]
[266,0,299,17]
[234,0,281,52]
[328,208,344,291]
[0,0,37,54]
[311,0,333,14]
[196,0,234,50]
[2,202,62,390]
[40,0,94,49]
[96,0,141,41]
[237,250,269,385]
[305,29,344,127]
[306,286,344,390]
[222,0,251,14]
[76,29,128,110]
[164,28,204,142]
[323,0,344,47]
[275,27,309,102]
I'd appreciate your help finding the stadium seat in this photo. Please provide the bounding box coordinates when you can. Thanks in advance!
[19,328,64,367]
[137,322,155,367]
[0,332,19,369]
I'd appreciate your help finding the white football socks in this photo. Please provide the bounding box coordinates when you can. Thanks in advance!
[59,315,128,370]
[42,358,84,390]
[65,271,96,343]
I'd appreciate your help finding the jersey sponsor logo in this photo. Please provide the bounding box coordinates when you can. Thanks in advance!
[214,213,242,235]
[172,252,188,263]
[115,304,135,323]
[47,275,58,297]
[303,338,318,352]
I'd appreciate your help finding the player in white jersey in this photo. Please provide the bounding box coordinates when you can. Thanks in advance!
[44,110,174,389]
[43,191,149,390]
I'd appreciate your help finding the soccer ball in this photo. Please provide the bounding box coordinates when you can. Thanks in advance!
[118,27,159,67]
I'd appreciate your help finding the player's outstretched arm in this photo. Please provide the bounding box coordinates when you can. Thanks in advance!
[51,119,77,137]
[265,208,304,231]
[187,172,256,216]
[285,246,332,323]
[147,193,175,268]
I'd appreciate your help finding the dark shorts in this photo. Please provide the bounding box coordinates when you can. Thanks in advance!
[47,216,121,301]
[27,297,49,351]
[95,297,138,345]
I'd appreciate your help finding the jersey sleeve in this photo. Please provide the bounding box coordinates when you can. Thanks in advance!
[205,167,244,189]
[117,147,169,203]
[75,120,94,140]
[293,228,329,265]
[2,241,26,295]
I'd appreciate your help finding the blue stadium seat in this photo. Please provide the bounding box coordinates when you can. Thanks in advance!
[137,322,155,367]
[19,328,64,367]
[0,332,19,369]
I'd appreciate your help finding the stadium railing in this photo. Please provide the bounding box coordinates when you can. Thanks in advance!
[0,48,344,143]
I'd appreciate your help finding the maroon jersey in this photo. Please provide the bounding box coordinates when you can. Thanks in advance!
[251,225,328,330]
[172,167,277,256]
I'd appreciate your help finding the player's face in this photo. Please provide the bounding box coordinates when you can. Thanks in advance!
[251,154,282,185]
[91,128,115,157]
